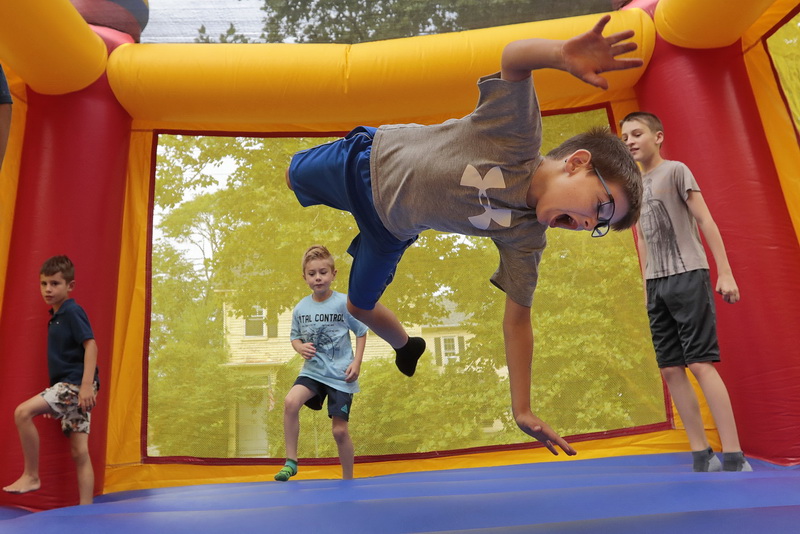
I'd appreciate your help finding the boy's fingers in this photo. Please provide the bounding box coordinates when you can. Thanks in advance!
[582,74,608,90]
[592,14,612,34]
[557,438,578,456]
[611,41,639,56]
[606,29,637,44]
[610,58,645,71]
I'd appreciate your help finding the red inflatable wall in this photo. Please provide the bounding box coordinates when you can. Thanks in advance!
[0,28,131,510]
[634,34,800,464]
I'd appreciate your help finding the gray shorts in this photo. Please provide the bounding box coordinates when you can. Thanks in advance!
[646,269,720,368]
[41,382,97,435]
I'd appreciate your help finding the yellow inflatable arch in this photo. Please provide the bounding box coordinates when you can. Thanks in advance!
[0,0,798,510]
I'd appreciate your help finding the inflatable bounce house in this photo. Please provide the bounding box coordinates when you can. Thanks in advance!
[0,0,799,531]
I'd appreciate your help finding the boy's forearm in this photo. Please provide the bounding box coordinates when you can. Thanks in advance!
[634,224,648,280]
[701,221,734,276]
[353,334,366,366]
[501,39,565,82]
[503,298,534,416]
[81,339,98,387]
[506,337,534,417]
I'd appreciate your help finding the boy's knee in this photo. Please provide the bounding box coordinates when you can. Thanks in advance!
[332,421,349,443]
[346,299,367,320]
[283,396,303,414]
[12,405,25,425]
[687,361,718,379]
[13,403,35,424]
[659,366,683,380]
[70,440,90,462]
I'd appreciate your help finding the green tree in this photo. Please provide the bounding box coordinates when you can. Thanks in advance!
[260,0,613,44]
[147,138,266,458]
[147,241,249,457]
[148,108,665,460]
[196,0,615,44]
[147,0,666,461]
[768,13,800,128]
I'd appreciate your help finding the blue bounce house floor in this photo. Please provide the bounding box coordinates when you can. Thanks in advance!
[1,453,799,533]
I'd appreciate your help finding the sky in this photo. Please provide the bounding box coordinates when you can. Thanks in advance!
[141,0,266,43]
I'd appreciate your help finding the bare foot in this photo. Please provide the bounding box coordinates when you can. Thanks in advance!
[3,475,41,494]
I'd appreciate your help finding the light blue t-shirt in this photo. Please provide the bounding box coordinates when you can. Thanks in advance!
[291,291,368,394]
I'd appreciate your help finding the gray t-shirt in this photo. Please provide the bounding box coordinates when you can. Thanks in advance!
[639,160,709,279]
[291,291,368,394]
[370,74,546,307]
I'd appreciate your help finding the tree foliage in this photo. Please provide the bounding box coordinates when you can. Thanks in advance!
[147,114,664,460]
[196,0,614,44]
[147,0,666,461]
[767,13,800,128]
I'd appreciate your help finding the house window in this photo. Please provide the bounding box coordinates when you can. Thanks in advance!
[245,306,265,337]
[434,335,464,365]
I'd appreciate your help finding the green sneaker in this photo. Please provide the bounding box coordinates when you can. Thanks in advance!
[274,460,298,481]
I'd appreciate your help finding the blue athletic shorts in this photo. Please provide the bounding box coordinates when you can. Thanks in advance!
[646,269,720,368]
[0,66,11,105]
[288,127,417,310]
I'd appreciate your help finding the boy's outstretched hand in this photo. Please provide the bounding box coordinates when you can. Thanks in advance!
[562,14,643,90]
[516,411,577,456]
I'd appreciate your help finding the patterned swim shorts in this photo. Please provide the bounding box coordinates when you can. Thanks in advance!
[41,382,97,435]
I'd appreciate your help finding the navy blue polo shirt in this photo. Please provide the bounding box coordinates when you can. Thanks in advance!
[47,299,99,388]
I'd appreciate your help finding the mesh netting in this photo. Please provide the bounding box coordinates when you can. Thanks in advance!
[146,109,664,461]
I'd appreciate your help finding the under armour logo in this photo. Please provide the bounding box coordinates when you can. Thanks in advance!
[460,165,512,230]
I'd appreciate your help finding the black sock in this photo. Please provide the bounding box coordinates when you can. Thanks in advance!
[395,337,426,377]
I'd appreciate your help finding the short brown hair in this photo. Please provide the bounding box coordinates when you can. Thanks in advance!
[40,255,75,282]
[620,111,663,134]
[301,244,335,273]
[547,126,642,230]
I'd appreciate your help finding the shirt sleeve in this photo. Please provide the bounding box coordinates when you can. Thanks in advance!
[490,232,546,308]
[290,305,302,341]
[674,161,701,201]
[346,312,368,337]
[70,306,95,344]
[471,73,542,156]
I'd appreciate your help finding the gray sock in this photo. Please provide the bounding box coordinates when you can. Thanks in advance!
[692,447,721,472]
[723,451,753,472]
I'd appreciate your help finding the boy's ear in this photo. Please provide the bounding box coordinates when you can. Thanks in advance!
[564,149,593,173]
[67,280,76,292]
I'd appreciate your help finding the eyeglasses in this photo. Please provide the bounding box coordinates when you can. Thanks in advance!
[592,167,615,238]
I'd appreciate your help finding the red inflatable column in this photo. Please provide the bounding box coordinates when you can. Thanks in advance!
[0,40,132,508]
[634,36,800,464]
